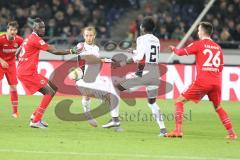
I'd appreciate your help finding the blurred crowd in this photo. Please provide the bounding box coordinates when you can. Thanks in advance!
[129,0,240,42]
[1,0,239,43]
[0,0,139,41]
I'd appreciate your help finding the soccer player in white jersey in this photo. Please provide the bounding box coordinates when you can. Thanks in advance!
[103,16,167,136]
[74,26,120,127]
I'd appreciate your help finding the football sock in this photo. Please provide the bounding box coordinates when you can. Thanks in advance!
[175,101,184,133]
[110,94,120,118]
[10,90,18,113]
[216,107,234,135]
[112,117,119,122]
[82,98,90,112]
[147,103,165,129]
[33,95,53,123]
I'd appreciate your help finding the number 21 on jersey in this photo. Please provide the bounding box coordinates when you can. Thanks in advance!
[150,45,159,63]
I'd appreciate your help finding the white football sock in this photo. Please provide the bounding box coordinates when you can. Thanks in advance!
[110,93,120,118]
[82,98,90,112]
[147,103,165,129]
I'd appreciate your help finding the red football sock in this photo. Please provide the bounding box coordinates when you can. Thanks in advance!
[216,107,234,135]
[175,101,184,133]
[10,90,18,113]
[33,95,53,123]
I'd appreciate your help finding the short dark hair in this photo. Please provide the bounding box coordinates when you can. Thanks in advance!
[142,16,155,33]
[7,21,19,29]
[32,17,44,29]
[34,17,43,24]
[199,21,213,35]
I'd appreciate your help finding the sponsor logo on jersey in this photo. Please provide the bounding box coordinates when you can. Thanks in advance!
[3,44,8,47]
[2,48,17,53]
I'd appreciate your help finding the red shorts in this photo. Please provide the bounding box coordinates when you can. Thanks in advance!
[0,61,18,85]
[182,80,221,106]
[17,74,48,95]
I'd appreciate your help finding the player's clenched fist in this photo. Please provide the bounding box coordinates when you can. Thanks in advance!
[0,59,9,68]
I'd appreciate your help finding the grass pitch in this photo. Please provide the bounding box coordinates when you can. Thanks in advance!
[0,95,239,160]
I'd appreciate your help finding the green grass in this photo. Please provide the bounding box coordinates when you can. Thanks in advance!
[0,95,239,160]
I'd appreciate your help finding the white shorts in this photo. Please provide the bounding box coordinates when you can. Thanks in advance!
[76,76,118,98]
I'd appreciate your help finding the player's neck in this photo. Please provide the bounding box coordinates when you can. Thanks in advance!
[142,32,152,35]
[201,36,212,41]
[6,34,15,41]
[32,31,39,36]
[85,42,94,46]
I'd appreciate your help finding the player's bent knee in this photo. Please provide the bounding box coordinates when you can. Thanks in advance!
[39,82,57,96]
[9,85,17,91]
[83,96,90,101]
[175,95,187,103]
[116,84,126,91]
[48,81,58,92]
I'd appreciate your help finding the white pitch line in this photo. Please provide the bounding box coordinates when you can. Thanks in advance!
[0,149,238,160]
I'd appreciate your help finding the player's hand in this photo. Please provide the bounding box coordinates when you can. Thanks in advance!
[168,45,176,52]
[0,59,9,68]
[70,46,79,54]
[101,58,112,63]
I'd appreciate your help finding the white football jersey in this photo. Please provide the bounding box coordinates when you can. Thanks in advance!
[77,42,100,76]
[77,42,100,57]
[132,34,160,64]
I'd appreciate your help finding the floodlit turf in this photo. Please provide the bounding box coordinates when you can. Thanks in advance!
[0,95,239,160]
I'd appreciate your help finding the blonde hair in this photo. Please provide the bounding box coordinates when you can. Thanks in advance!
[83,26,97,36]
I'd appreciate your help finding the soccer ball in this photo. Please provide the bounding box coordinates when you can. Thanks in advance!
[68,67,83,81]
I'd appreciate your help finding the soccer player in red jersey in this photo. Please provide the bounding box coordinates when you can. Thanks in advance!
[166,22,237,139]
[17,18,77,128]
[0,21,23,118]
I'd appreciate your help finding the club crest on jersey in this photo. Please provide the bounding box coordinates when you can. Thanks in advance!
[40,79,45,84]
[14,43,18,48]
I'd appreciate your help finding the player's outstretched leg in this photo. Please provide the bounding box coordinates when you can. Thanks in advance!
[30,82,57,128]
[215,106,237,140]
[166,101,184,138]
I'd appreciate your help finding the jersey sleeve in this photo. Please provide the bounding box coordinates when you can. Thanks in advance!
[173,41,199,56]
[132,37,145,62]
[183,41,199,55]
[0,36,3,47]
[33,37,49,51]
[95,46,100,52]
[18,36,24,46]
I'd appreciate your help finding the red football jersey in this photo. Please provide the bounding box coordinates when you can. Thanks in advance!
[17,32,49,75]
[175,38,223,85]
[0,34,23,62]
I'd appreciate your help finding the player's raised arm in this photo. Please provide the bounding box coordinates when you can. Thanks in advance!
[169,41,198,56]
